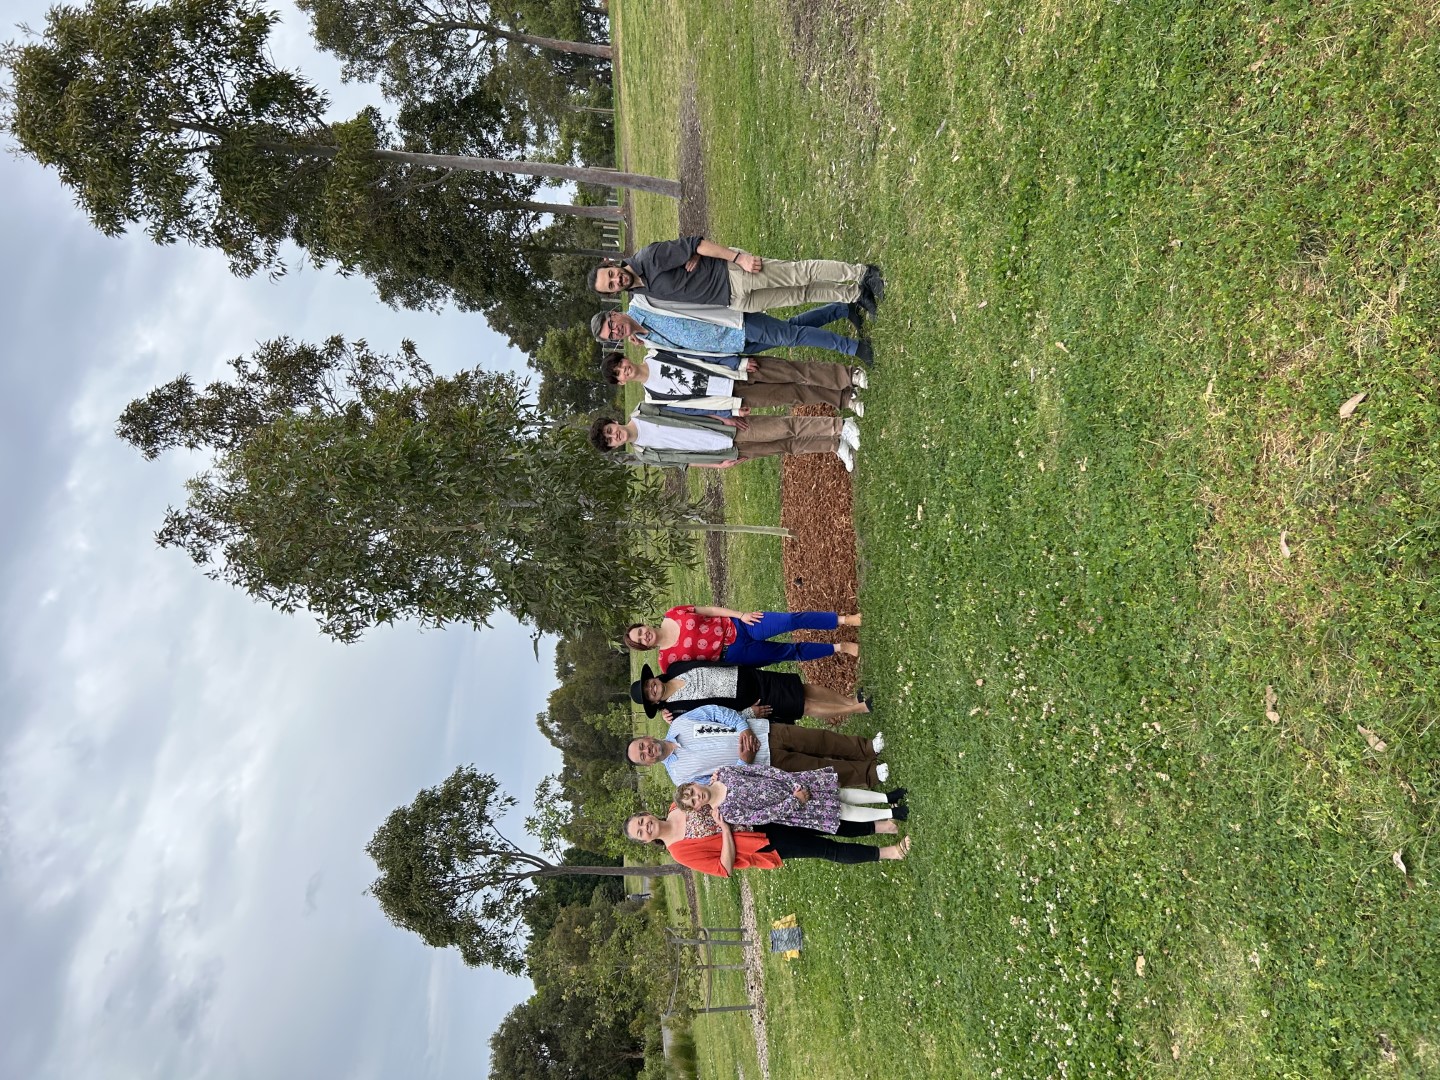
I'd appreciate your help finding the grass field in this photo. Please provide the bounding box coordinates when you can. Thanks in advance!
[613,1,1440,1076]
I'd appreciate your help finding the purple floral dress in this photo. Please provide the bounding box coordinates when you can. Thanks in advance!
[713,763,841,832]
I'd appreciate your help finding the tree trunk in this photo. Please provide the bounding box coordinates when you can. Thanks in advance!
[369,149,679,199]
[618,521,792,538]
[526,246,623,258]
[431,19,613,60]
[536,864,686,877]
[492,200,625,220]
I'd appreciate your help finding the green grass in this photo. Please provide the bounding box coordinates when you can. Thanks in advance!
[615,0,1440,1076]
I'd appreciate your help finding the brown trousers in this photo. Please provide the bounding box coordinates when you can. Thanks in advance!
[733,415,843,460]
[769,724,878,788]
[737,356,854,410]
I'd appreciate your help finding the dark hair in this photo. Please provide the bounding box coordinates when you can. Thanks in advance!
[622,621,647,650]
[588,259,619,294]
[588,415,618,453]
[600,353,626,384]
[623,813,665,847]
[624,737,644,764]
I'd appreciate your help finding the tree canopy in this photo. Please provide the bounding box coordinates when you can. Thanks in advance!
[2,0,674,288]
[297,0,612,161]
[366,766,681,973]
[122,336,688,641]
[489,987,642,1080]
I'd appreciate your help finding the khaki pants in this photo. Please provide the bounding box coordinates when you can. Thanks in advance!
[733,415,843,460]
[769,725,878,788]
[727,258,867,311]
[737,356,854,410]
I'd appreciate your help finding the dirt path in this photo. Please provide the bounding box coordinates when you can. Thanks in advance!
[737,879,771,1080]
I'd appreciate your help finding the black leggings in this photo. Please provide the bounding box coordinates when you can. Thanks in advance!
[757,821,881,864]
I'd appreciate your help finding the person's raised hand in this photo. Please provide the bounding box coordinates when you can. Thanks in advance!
[660,709,674,722]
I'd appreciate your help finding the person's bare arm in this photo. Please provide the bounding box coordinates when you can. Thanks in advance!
[694,606,763,624]
[717,815,737,875]
[695,239,762,272]
[692,458,741,469]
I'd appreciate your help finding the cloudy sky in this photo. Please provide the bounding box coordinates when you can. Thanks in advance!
[0,5,567,1078]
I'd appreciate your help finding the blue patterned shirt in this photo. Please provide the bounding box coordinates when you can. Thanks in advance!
[661,704,771,785]
[630,307,747,355]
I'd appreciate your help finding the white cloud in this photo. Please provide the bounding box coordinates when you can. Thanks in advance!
[0,40,564,1080]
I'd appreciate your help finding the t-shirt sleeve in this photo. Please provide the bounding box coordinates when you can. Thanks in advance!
[636,237,702,275]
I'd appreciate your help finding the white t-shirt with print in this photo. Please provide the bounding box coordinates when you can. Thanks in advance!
[645,359,735,400]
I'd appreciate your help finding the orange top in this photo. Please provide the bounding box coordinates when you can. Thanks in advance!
[668,831,783,877]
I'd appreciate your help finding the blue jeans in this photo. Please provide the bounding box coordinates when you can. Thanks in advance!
[720,611,841,664]
[741,304,857,357]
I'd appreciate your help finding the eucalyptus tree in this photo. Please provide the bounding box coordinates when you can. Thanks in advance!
[120,336,692,642]
[297,0,615,161]
[0,0,676,280]
[366,766,682,973]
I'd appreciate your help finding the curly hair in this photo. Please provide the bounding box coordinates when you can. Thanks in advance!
[587,259,620,294]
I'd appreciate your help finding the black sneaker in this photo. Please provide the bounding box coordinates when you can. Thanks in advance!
[855,290,879,319]
[864,264,886,303]
[846,302,867,333]
[854,339,875,368]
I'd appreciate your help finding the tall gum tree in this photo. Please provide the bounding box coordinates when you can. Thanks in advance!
[119,336,694,642]
[1,0,676,284]
[366,766,682,973]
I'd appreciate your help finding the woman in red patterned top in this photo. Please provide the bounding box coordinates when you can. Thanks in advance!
[623,606,861,671]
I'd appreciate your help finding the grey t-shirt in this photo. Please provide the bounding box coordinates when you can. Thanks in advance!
[627,236,731,306]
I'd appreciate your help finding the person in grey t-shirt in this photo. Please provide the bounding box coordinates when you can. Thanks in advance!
[589,234,885,318]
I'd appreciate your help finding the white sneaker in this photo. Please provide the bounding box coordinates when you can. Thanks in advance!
[872,730,885,753]
[851,367,869,390]
[876,762,890,783]
[836,441,855,472]
[841,417,861,450]
[849,397,865,418]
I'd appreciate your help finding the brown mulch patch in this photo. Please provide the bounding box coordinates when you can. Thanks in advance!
[781,405,860,696]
